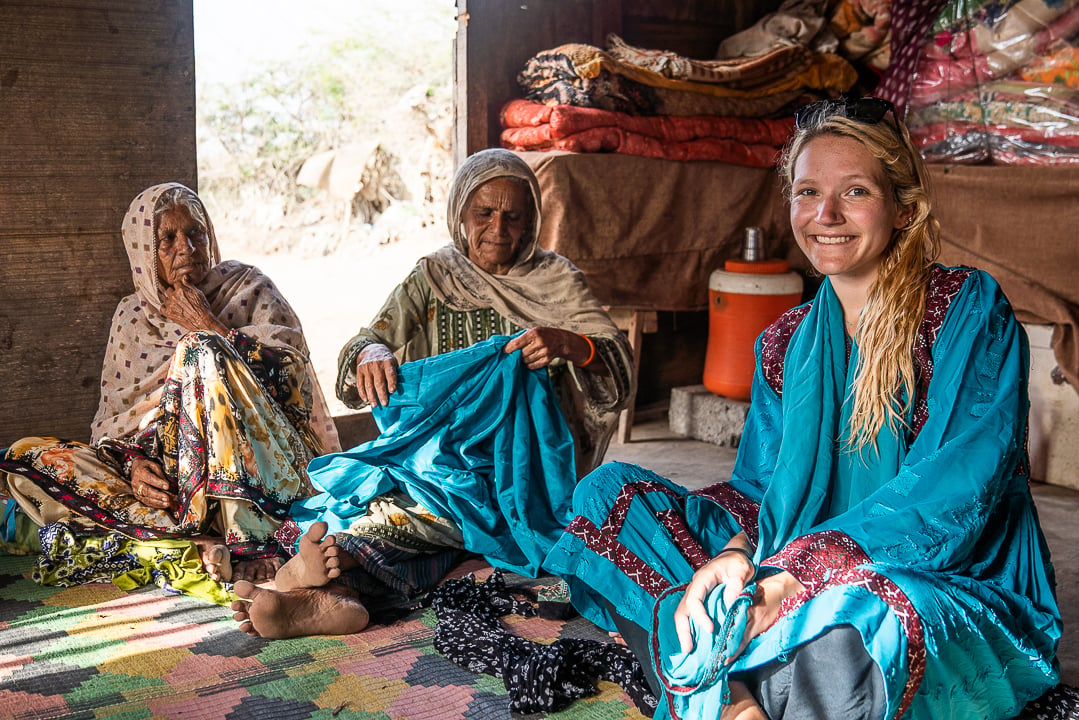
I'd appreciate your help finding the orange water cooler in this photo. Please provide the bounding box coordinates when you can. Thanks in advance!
[704,228,803,401]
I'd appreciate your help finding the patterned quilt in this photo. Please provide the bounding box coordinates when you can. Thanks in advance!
[0,555,646,720]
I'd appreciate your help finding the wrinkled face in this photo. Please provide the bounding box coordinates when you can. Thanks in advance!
[462,177,531,275]
[790,134,907,291]
[155,204,212,288]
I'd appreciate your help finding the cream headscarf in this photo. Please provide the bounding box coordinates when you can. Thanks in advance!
[91,183,340,452]
[420,149,621,337]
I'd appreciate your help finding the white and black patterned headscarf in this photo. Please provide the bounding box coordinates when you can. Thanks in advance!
[92,183,340,452]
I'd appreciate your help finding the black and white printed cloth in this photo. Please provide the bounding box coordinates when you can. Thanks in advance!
[1019,684,1079,720]
[428,570,658,716]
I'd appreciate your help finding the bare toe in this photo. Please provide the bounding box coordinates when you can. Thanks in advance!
[195,540,232,583]
[308,520,329,543]
[276,522,350,590]
[207,544,232,583]
[230,582,263,636]
[234,557,283,583]
[233,579,257,599]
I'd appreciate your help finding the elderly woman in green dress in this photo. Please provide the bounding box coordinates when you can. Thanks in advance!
[342,148,635,478]
[1,183,339,590]
[231,148,635,638]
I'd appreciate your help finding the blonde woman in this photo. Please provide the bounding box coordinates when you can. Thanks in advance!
[544,98,1061,720]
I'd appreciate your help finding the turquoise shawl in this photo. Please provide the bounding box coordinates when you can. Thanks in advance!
[291,335,577,577]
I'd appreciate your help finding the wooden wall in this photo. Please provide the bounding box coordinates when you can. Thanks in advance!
[0,1,196,446]
[452,0,781,160]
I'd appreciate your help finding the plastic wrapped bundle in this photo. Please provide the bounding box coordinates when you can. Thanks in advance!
[907,0,1079,164]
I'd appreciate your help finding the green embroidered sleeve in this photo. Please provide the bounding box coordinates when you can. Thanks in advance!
[336,266,434,408]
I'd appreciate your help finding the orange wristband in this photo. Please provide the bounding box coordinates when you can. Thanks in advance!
[578,334,596,367]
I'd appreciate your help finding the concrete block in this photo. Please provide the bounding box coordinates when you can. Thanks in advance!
[1025,324,1079,491]
[669,385,750,448]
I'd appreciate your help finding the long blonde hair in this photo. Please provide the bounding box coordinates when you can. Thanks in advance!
[779,112,942,451]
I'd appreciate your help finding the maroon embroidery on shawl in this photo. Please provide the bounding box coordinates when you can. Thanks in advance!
[760,304,812,397]
[759,267,973,442]
[566,478,766,601]
[909,266,974,438]
[600,479,673,533]
[767,529,870,589]
[767,530,926,719]
[690,482,761,549]
[657,509,710,571]
[566,479,696,599]
[565,514,672,598]
[275,519,303,555]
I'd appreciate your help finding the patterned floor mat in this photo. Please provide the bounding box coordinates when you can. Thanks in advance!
[0,555,646,720]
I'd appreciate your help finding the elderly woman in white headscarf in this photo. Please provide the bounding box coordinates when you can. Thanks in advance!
[341,147,635,477]
[1,183,339,589]
[228,149,635,639]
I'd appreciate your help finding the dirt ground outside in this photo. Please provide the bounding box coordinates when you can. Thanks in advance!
[220,216,448,418]
[194,0,457,416]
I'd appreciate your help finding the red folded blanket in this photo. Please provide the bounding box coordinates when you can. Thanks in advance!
[500,99,795,166]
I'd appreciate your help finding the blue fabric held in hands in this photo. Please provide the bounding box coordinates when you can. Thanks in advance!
[653,581,758,720]
[290,335,578,577]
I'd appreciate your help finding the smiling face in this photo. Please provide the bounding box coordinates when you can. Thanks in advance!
[462,177,532,275]
[155,204,212,288]
[790,134,909,293]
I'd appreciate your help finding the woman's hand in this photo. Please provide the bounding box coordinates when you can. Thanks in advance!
[130,457,178,511]
[161,278,229,335]
[504,327,593,370]
[673,543,756,654]
[741,571,804,651]
[355,343,399,407]
[675,556,805,664]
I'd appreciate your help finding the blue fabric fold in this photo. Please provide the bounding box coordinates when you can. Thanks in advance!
[654,581,758,719]
[1,497,17,543]
[291,335,577,577]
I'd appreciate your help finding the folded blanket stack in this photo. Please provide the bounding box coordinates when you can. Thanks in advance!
[500,99,796,166]
[517,36,857,118]
[504,31,856,166]
[907,0,1079,165]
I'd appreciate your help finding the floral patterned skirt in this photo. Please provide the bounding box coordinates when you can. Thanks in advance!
[0,331,316,561]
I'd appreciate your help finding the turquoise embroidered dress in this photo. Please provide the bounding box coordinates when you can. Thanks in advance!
[546,266,1061,720]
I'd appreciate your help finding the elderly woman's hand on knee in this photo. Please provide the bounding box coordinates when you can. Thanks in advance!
[130,457,178,511]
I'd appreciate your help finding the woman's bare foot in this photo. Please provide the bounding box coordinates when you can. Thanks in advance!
[233,556,284,583]
[230,580,369,638]
[274,520,353,591]
[193,537,232,583]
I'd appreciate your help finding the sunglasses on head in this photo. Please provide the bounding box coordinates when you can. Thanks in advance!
[794,97,897,130]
